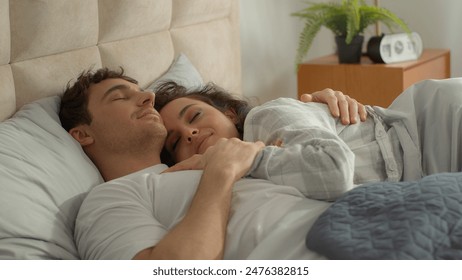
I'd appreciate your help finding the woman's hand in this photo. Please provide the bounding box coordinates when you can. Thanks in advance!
[162,154,203,173]
[163,138,264,180]
[300,88,367,125]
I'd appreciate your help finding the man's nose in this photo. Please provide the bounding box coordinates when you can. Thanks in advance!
[139,91,155,107]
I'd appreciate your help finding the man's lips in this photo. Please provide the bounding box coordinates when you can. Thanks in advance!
[137,109,160,120]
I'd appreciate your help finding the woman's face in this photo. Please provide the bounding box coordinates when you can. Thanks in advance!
[160,97,240,163]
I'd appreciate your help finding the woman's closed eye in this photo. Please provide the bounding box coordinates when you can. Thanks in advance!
[170,114,199,152]
[189,111,201,123]
[171,137,180,151]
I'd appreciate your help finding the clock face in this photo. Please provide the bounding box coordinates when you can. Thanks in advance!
[378,32,423,63]
[394,40,404,54]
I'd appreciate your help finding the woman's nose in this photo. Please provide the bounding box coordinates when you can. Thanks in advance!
[186,129,198,143]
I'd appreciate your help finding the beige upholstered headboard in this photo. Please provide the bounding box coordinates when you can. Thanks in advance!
[0,0,241,121]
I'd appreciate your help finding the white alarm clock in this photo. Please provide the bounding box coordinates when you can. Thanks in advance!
[367,32,423,63]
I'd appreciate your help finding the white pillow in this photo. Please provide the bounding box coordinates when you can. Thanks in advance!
[0,96,103,259]
[146,53,203,91]
[0,54,202,259]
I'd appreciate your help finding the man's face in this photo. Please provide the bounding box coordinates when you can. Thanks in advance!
[82,78,167,155]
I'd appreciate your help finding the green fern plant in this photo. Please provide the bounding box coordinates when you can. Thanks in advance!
[293,0,411,68]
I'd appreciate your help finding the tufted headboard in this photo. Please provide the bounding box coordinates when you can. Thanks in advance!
[0,0,241,121]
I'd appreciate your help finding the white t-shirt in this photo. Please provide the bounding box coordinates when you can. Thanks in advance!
[75,164,330,260]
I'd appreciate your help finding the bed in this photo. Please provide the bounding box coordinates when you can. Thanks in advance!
[0,0,242,259]
[2,0,462,260]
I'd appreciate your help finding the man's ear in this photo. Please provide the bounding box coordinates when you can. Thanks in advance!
[69,125,94,146]
[224,109,239,124]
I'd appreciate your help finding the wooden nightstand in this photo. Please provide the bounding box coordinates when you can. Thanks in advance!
[297,49,451,107]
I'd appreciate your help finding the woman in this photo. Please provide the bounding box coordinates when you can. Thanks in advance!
[154,78,462,201]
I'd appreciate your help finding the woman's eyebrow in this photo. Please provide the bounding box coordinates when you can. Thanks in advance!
[179,104,196,118]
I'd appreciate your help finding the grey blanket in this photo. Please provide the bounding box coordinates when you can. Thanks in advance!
[306,172,462,259]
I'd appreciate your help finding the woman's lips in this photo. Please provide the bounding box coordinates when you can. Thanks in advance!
[197,133,213,154]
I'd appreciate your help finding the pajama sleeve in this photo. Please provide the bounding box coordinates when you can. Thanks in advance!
[244,98,355,201]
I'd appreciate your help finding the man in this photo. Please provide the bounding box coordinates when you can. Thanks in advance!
[59,67,366,259]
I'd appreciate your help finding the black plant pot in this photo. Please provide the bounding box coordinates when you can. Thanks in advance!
[335,35,364,64]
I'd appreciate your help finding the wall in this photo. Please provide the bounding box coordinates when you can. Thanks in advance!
[240,0,462,103]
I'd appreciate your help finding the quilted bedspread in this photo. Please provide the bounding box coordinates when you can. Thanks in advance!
[306,172,462,259]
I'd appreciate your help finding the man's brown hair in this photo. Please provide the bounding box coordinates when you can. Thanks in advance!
[59,67,138,131]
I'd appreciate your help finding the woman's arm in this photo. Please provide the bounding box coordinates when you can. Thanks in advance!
[244,98,356,201]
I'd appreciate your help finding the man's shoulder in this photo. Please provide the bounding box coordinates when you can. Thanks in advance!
[102,164,166,186]
[84,165,166,202]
